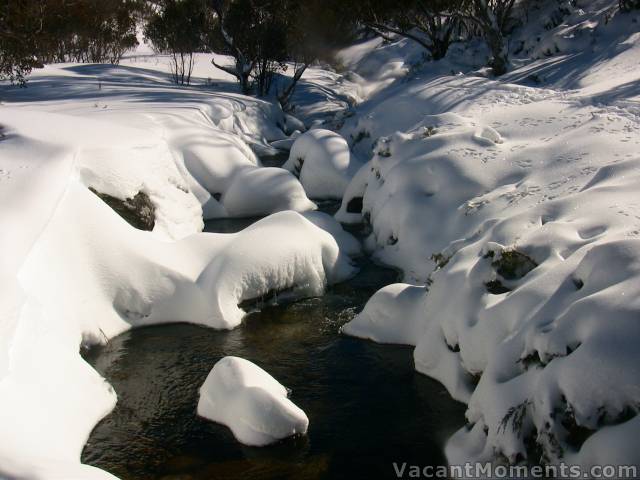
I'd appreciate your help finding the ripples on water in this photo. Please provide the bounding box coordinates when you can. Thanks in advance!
[81,194,466,480]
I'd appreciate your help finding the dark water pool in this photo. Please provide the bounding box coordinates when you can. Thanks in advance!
[81,205,466,480]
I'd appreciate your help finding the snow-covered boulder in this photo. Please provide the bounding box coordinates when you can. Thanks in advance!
[198,357,309,446]
[222,166,315,217]
[270,130,302,151]
[283,129,362,199]
[341,283,425,345]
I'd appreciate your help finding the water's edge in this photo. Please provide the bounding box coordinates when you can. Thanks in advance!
[81,193,466,480]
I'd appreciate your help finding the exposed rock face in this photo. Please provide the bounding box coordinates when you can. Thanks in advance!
[89,188,155,231]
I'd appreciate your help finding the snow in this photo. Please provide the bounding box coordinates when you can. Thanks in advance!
[283,129,363,199]
[0,51,358,478]
[0,162,355,477]
[341,283,426,345]
[1,59,317,230]
[337,0,640,470]
[2,0,640,476]
[197,356,309,446]
[222,166,316,217]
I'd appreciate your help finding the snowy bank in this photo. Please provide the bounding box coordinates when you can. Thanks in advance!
[198,356,309,446]
[338,1,640,469]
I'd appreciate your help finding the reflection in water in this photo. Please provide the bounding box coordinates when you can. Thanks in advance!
[81,201,466,480]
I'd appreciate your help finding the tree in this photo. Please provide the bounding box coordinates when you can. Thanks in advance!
[276,0,351,108]
[360,0,461,61]
[145,0,213,85]
[40,0,141,64]
[0,1,46,84]
[458,0,517,75]
[1,0,142,85]
[209,0,355,102]
[209,0,258,94]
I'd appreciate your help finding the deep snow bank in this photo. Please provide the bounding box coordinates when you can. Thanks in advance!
[198,356,309,446]
[337,2,640,467]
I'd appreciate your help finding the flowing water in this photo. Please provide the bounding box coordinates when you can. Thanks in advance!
[81,175,466,480]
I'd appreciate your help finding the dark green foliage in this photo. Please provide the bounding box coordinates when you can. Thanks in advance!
[210,0,354,99]
[498,400,531,436]
[37,0,141,64]
[358,0,462,60]
[430,252,451,270]
[0,1,46,84]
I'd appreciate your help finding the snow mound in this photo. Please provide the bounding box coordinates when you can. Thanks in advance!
[473,126,504,145]
[283,129,363,199]
[341,283,425,345]
[222,166,316,217]
[200,210,359,329]
[197,356,309,446]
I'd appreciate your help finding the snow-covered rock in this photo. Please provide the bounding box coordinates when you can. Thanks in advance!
[341,283,425,345]
[283,129,363,199]
[197,356,309,446]
[222,166,316,217]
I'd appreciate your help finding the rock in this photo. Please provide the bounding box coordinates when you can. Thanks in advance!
[89,188,155,231]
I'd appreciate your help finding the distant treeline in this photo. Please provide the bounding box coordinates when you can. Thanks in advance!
[1,1,143,83]
[1,0,638,100]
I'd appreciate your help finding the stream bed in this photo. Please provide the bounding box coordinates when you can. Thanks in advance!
[81,199,466,480]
